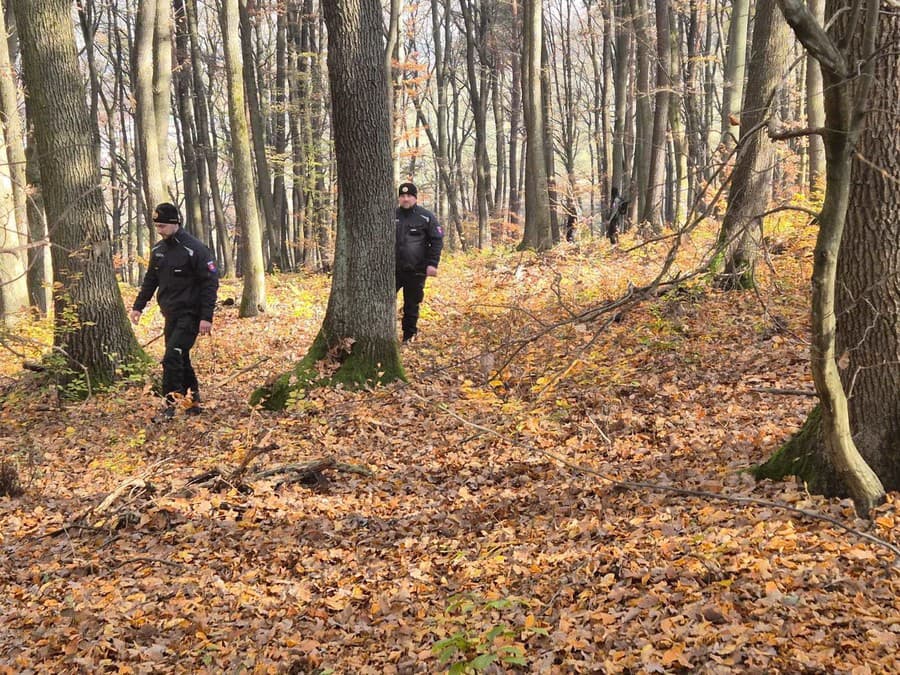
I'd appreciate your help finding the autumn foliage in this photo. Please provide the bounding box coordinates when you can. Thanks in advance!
[3,224,900,673]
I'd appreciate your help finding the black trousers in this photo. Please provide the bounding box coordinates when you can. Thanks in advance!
[396,271,427,338]
[162,314,200,402]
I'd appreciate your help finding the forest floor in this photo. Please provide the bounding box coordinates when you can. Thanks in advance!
[3,218,900,674]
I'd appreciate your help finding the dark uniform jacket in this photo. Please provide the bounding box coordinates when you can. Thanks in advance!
[395,205,444,273]
[133,229,219,322]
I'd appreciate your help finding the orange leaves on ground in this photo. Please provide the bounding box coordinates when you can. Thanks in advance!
[3,231,900,671]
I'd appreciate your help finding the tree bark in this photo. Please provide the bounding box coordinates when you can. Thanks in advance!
[222,0,266,316]
[519,0,552,251]
[238,0,277,269]
[718,0,749,147]
[641,0,671,228]
[805,0,825,192]
[186,0,231,274]
[0,0,27,324]
[611,0,631,195]
[172,0,207,245]
[460,0,493,248]
[714,0,791,290]
[153,0,172,170]
[252,0,403,410]
[134,0,166,220]
[12,0,143,388]
[630,0,651,220]
[758,0,888,514]
[507,0,522,234]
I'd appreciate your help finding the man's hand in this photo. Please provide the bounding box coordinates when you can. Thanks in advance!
[129,310,141,325]
[426,265,438,277]
[199,320,213,336]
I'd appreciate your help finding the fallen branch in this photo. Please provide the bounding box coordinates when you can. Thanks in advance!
[96,478,151,514]
[216,356,270,388]
[113,557,187,572]
[254,457,336,479]
[752,387,818,397]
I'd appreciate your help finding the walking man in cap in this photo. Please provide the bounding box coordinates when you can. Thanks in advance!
[130,202,219,420]
[395,182,444,343]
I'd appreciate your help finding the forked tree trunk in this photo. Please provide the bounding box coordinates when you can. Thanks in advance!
[756,0,890,514]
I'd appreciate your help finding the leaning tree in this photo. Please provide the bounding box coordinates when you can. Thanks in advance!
[756,0,897,512]
[251,0,404,410]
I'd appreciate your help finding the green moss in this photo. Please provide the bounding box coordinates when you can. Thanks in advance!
[753,405,840,494]
[250,331,406,411]
[42,347,151,401]
[708,248,725,277]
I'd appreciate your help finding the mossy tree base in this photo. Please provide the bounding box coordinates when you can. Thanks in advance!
[753,405,845,497]
[250,331,406,411]
[710,250,757,291]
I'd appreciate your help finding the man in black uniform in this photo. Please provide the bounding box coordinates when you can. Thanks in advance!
[130,203,219,419]
[395,182,444,343]
[606,186,629,245]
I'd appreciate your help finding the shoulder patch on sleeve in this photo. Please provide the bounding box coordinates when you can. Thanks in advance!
[207,260,218,274]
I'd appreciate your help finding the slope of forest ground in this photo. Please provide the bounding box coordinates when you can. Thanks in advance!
[3,220,900,674]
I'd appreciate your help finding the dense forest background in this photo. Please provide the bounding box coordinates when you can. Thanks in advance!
[0,0,822,303]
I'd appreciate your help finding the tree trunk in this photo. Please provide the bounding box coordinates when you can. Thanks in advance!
[718,0,749,148]
[153,0,172,171]
[272,5,289,269]
[24,130,51,313]
[540,27,559,244]
[12,0,143,389]
[507,0,522,232]
[0,147,28,326]
[630,0,651,220]
[460,0,492,248]
[668,7,689,227]
[519,0,552,251]
[805,0,825,192]
[682,0,708,196]
[611,0,631,195]
[714,0,791,290]
[238,0,277,269]
[252,0,403,410]
[757,0,889,514]
[172,0,207,245]
[186,0,231,274]
[0,0,27,324]
[641,0,671,228]
[222,0,266,316]
[134,0,166,220]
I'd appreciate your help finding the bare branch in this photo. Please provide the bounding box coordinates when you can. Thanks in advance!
[768,125,826,141]
[777,0,848,76]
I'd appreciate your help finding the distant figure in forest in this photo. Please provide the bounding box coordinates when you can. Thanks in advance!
[395,182,444,343]
[564,198,578,243]
[606,187,629,245]
[130,203,219,421]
